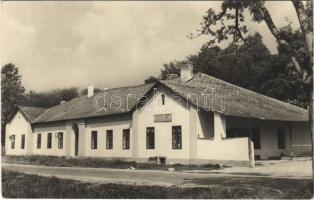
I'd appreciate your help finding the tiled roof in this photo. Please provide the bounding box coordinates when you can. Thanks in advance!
[161,73,308,122]
[18,106,46,123]
[19,72,308,124]
[33,83,155,123]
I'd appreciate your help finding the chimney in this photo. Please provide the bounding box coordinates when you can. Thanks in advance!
[180,62,194,83]
[87,85,94,97]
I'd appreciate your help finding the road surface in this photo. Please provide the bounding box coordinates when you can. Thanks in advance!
[2,159,311,187]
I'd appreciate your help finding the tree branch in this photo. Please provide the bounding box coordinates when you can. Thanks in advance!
[292,0,313,60]
[235,6,245,41]
[259,6,307,79]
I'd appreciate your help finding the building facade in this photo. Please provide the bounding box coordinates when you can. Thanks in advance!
[5,65,311,167]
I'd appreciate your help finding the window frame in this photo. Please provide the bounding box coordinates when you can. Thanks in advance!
[146,127,155,149]
[11,135,15,149]
[21,134,25,149]
[106,130,113,149]
[161,94,165,105]
[37,133,41,149]
[122,129,130,150]
[91,131,98,149]
[47,132,52,149]
[58,132,63,149]
[172,126,182,149]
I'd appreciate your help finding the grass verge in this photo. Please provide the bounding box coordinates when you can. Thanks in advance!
[2,170,312,199]
[2,155,221,171]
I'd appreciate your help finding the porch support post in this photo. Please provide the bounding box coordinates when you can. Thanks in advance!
[131,110,139,158]
[78,120,86,157]
[189,108,198,160]
[288,123,294,158]
[65,122,73,157]
[213,112,226,140]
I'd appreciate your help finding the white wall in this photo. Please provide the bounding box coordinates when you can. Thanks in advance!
[133,86,192,159]
[32,122,67,156]
[5,111,32,155]
[84,114,132,158]
[197,137,251,161]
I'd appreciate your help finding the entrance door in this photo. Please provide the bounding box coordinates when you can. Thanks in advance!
[75,131,79,156]
[72,123,79,156]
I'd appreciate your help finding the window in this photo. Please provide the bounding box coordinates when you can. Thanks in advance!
[10,135,15,149]
[122,129,130,149]
[161,94,165,105]
[106,130,113,149]
[251,127,261,149]
[91,131,97,149]
[172,126,182,149]
[21,134,25,149]
[146,127,155,149]
[58,132,63,149]
[277,128,286,149]
[37,133,41,149]
[47,133,52,149]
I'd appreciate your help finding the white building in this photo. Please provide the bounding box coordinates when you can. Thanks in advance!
[5,65,311,167]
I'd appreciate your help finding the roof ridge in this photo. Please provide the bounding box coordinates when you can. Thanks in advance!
[195,72,307,111]
[94,83,155,93]
[18,105,46,109]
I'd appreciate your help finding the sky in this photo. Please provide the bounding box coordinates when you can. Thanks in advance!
[2,1,301,92]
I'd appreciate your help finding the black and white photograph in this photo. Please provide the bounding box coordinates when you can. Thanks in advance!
[1,0,313,199]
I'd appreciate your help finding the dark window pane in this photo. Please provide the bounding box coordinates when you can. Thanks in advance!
[277,128,286,149]
[21,134,25,149]
[47,133,52,149]
[37,134,41,149]
[172,126,182,149]
[161,94,165,105]
[58,132,63,149]
[146,127,155,149]
[251,127,261,149]
[106,130,113,149]
[91,131,97,149]
[122,129,130,149]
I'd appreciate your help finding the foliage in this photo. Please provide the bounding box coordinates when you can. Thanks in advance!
[3,155,221,171]
[1,63,25,145]
[197,0,313,100]
[152,33,308,107]
[23,87,80,108]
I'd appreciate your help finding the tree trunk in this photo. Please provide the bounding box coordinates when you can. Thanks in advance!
[310,91,314,194]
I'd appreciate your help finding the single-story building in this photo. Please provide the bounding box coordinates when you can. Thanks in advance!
[5,64,311,167]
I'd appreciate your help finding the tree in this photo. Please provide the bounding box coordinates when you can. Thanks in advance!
[24,87,80,108]
[197,0,313,192]
[152,33,307,107]
[1,63,25,146]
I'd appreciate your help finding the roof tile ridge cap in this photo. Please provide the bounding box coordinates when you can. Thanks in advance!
[104,82,156,91]
[198,72,307,111]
